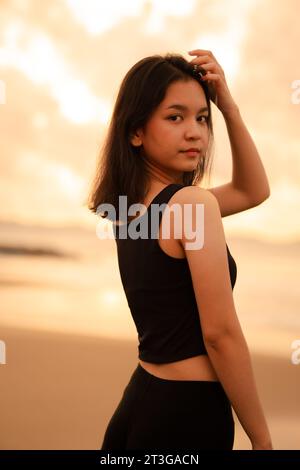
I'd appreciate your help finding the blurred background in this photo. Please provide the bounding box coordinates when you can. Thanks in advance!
[0,0,299,450]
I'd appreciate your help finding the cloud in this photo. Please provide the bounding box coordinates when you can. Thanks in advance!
[0,0,299,241]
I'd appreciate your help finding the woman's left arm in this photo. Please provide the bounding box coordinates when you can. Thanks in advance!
[188,49,271,215]
[222,105,271,204]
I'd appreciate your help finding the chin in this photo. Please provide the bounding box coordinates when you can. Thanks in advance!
[183,162,199,171]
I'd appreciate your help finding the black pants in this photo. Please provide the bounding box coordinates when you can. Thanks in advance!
[100,363,235,450]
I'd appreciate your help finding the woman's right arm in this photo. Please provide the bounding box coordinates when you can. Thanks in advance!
[203,322,273,449]
[177,186,273,449]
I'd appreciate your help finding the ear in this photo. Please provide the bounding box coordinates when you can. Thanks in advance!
[130,128,143,147]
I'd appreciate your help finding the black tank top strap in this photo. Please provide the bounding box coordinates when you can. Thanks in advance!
[147,183,184,223]
[146,184,185,246]
[149,183,184,207]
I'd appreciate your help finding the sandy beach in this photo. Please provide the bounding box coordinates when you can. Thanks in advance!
[0,325,299,450]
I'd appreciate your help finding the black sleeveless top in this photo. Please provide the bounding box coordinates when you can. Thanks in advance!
[113,184,237,364]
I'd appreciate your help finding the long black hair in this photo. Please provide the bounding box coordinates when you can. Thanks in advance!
[86,53,215,221]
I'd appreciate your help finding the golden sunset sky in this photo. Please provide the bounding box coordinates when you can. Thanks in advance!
[0,0,299,242]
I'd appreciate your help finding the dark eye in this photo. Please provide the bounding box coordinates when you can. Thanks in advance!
[168,115,182,122]
[198,115,209,123]
[168,114,209,123]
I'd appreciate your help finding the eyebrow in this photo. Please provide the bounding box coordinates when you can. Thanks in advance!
[166,104,209,113]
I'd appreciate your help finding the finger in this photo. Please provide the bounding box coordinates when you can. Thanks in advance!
[199,62,218,72]
[189,49,218,62]
[189,55,211,65]
[189,57,223,75]
[188,49,213,56]
[200,63,224,79]
[201,72,221,82]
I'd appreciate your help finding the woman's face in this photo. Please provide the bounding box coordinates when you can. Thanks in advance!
[131,79,210,183]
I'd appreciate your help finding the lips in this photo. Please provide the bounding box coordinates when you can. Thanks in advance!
[183,148,200,153]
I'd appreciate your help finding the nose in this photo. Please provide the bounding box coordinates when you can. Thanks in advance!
[184,118,205,140]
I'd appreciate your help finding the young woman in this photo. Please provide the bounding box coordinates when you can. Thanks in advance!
[88,50,273,450]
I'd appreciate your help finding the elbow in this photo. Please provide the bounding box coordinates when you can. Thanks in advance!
[262,184,271,201]
[203,323,243,350]
[203,329,231,349]
[250,186,271,207]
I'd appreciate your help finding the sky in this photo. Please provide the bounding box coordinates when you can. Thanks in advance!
[0,0,299,242]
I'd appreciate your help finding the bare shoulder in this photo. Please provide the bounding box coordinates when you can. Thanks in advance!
[171,185,220,210]
[169,185,222,246]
